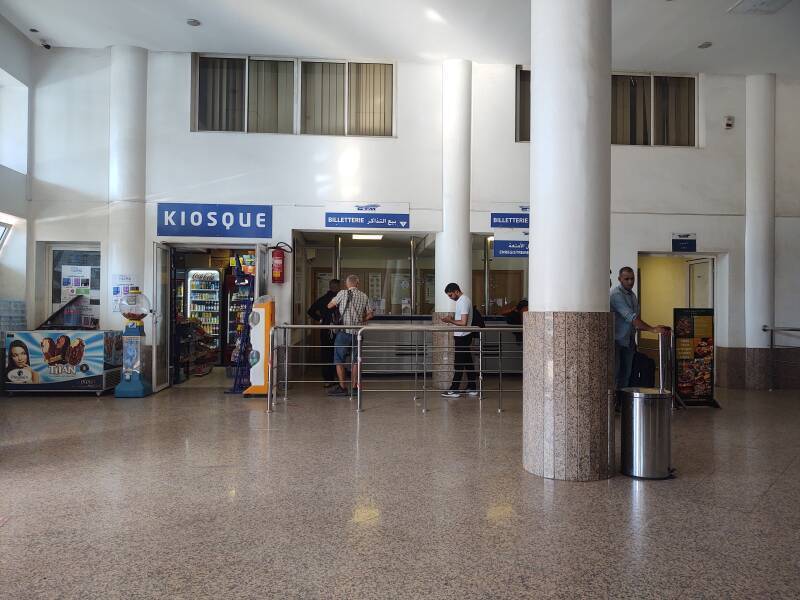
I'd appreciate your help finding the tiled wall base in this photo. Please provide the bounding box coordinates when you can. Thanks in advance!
[523,311,615,481]
[431,312,454,390]
[716,347,746,389]
[716,347,800,390]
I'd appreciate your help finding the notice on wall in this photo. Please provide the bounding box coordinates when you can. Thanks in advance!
[111,274,140,313]
[672,233,697,252]
[674,307,717,406]
[368,272,382,299]
[60,265,91,303]
[424,273,435,304]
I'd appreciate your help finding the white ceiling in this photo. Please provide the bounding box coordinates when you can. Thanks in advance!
[1,0,799,75]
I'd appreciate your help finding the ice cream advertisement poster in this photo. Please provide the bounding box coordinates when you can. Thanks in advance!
[5,331,105,388]
[673,308,715,402]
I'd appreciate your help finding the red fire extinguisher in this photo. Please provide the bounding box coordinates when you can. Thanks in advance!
[271,248,285,283]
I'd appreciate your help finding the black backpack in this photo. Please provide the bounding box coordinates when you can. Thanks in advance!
[472,306,485,328]
[629,351,656,388]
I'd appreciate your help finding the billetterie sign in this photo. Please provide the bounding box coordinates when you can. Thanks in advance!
[157,203,273,238]
[324,202,410,229]
[490,212,529,228]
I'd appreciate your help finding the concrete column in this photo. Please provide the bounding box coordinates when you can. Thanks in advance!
[744,74,776,389]
[107,45,148,329]
[433,59,473,389]
[523,0,614,481]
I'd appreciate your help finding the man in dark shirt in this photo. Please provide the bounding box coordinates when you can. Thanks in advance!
[307,278,340,386]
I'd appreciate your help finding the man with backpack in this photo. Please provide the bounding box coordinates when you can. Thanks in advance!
[440,282,479,398]
[326,274,373,396]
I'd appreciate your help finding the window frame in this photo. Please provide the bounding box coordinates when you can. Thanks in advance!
[0,222,11,249]
[246,55,299,135]
[344,59,397,138]
[192,53,397,138]
[611,70,699,148]
[515,64,531,143]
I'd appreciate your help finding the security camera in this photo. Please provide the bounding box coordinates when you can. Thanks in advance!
[40,40,51,50]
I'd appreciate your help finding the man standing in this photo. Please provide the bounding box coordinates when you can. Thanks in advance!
[326,274,373,396]
[440,282,478,398]
[610,267,669,389]
[306,278,340,387]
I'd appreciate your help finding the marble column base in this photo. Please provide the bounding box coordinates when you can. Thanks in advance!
[523,311,615,481]
[431,312,454,390]
[745,348,771,390]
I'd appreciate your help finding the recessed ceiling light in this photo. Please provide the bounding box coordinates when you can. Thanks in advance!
[186,18,202,27]
[698,41,713,49]
[29,28,38,33]
[352,234,383,240]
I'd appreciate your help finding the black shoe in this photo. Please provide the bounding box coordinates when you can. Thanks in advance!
[328,385,349,396]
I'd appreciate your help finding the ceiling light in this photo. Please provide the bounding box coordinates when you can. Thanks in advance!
[186,18,202,27]
[697,41,713,49]
[424,8,446,24]
[352,234,383,240]
[728,0,793,14]
[487,236,495,242]
[29,28,38,33]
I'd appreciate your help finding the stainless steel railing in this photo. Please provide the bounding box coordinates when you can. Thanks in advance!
[264,324,523,414]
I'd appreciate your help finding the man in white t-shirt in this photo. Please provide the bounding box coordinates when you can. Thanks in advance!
[440,282,477,398]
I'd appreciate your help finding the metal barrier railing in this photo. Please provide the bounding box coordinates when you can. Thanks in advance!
[762,325,800,390]
[265,324,523,414]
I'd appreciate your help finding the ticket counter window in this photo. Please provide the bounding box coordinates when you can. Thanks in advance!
[340,237,412,316]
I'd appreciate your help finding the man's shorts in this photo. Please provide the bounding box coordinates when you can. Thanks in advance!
[334,331,358,365]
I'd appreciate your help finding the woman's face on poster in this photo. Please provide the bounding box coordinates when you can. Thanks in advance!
[10,345,29,368]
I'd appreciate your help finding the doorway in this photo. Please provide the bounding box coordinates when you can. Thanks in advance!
[155,243,271,390]
[637,253,715,372]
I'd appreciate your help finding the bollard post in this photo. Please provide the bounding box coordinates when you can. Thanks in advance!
[266,327,275,413]
[355,330,363,412]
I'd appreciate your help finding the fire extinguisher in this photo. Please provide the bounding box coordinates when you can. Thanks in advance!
[271,248,285,283]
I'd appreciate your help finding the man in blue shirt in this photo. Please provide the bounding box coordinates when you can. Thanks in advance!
[610,267,670,389]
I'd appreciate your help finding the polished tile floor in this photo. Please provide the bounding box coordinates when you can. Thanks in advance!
[2,383,799,599]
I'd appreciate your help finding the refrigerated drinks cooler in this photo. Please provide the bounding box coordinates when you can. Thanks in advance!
[187,270,221,360]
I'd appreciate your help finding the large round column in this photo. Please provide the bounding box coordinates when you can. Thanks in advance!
[523,0,614,480]
[744,74,776,390]
[433,59,473,389]
[107,45,148,329]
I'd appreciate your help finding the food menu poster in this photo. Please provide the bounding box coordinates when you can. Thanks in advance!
[674,308,714,401]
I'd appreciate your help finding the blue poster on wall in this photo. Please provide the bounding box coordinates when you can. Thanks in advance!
[493,240,529,257]
[157,203,273,238]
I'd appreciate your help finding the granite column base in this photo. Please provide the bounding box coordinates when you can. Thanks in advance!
[431,312,455,391]
[522,311,615,481]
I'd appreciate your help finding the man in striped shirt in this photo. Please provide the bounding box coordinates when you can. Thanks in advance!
[326,274,373,396]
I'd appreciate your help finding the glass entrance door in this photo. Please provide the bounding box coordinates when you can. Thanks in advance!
[152,242,171,392]
[255,244,270,299]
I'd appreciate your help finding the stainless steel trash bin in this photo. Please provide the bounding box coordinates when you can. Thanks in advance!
[620,387,672,479]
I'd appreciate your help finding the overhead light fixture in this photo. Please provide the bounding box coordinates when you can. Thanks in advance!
[352,234,383,240]
[186,18,202,26]
[728,0,793,14]
[697,41,713,49]
[29,28,39,33]
[487,236,495,242]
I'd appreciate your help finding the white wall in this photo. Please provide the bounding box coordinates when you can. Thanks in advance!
[0,82,28,174]
[18,42,800,342]
[0,212,26,301]
[0,15,32,86]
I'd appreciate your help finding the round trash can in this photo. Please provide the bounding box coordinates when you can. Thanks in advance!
[620,387,672,479]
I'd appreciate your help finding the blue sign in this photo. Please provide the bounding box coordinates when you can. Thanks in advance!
[491,213,529,228]
[672,238,697,252]
[157,203,272,238]
[493,240,529,257]
[325,213,410,229]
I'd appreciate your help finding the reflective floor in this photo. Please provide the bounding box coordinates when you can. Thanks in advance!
[2,383,799,599]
